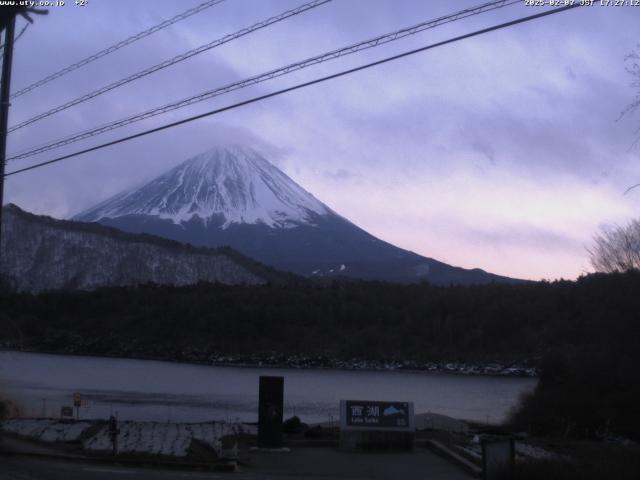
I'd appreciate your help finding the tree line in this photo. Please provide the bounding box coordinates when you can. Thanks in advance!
[1,271,640,439]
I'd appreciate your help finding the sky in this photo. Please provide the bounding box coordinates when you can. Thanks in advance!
[3,0,640,281]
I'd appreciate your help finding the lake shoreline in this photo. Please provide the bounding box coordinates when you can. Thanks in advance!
[0,347,537,378]
[1,350,537,424]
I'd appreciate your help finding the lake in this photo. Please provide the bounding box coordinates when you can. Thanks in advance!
[0,351,536,424]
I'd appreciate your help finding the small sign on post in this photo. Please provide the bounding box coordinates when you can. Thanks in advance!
[73,392,81,420]
[60,406,74,420]
[340,400,414,451]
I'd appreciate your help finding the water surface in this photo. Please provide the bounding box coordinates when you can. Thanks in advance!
[0,351,536,424]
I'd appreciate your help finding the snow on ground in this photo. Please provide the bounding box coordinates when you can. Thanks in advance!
[84,420,255,457]
[1,419,92,442]
[515,442,558,460]
[1,418,256,458]
[456,438,558,463]
[455,444,482,460]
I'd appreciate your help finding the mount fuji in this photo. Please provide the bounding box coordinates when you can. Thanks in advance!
[74,145,514,284]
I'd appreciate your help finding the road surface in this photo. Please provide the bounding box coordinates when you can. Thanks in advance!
[0,448,473,480]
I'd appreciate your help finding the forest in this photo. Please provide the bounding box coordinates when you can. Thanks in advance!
[1,270,639,440]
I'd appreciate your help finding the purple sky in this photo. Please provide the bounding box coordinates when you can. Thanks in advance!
[4,0,640,280]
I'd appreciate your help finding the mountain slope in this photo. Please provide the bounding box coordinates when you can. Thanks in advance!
[0,204,291,293]
[77,146,330,229]
[74,145,516,285]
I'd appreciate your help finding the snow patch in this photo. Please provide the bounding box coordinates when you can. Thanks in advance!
[74,145,331,230]
[1,419,92,442]
[515,442,558,460]
[458,440,559,463]
[83,420,253,457]
[1,419,256,458]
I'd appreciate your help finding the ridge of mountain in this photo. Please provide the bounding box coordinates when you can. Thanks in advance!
[72,145,519,285]
[1,204,297,292]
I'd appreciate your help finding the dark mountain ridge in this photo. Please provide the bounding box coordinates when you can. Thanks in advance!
[1,204,296,292]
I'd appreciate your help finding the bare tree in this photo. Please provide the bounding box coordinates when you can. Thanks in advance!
[617,46,640,195]
[589,220,640,273]
[623,45,640,148]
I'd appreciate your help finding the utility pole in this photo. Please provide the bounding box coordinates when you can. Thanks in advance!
[0,15,16,279]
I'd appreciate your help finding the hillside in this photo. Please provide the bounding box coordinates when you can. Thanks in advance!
[0,204,296,292]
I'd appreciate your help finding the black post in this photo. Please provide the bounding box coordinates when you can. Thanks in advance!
[0,15,15,278]
[108,415,119,456]
[258,376,284,448]
[481,435,515,480]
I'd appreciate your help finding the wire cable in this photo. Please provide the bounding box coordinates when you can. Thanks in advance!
[0,21,28,50]
[0,22,29,61]
[8,0,332,133]
[7,0,520,161]
[4,3,582,178]
[14,23,28,42]
[10,0,227,99]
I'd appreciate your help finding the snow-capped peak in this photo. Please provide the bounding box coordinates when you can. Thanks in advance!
[74,145,330,229]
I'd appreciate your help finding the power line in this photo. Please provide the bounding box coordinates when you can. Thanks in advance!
[16,22,28,38]
[7,0,520,162]
[8,0,332,133]
[0,22,29,62]
[13,21,28,42]
[0,21,28,50]
[4,3,582,178]
[623,183,640,195]
[10,0,227,100]
[7,0,517,158]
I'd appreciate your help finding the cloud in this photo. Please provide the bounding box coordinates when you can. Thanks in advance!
[324,168,359,182]
[4,0,640,280]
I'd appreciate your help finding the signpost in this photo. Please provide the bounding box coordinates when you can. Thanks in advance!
[73,392,81,420]
[60,406,73,420]
[340,400,415,451]
[482,436,515,480]
[108,415,120,456]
